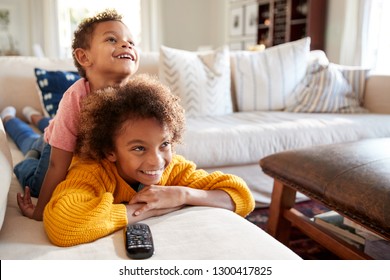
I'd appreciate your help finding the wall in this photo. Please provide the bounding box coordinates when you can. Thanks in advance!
[159,0,227,51]
[1,0,348,59]
[324,0,348,63]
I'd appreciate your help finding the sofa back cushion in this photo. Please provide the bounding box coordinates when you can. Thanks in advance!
[0,53,159,120]
[231,37,311,111]
[0,56,76,121]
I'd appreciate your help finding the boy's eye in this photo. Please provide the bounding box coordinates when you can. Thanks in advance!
[128,40,135,46]
[161,141,171,148]
[107,37,117,43]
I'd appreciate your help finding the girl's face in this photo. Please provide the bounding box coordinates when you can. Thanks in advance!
[84,20,139,82]
[106,117,173,186]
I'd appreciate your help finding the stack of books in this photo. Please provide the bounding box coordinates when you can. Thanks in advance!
[312,210,390,259]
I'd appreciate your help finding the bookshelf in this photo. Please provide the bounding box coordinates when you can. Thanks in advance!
[257,0,327,50]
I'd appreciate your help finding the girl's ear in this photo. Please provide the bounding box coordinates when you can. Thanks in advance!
[73,48,92,67]
[106,151,117,162]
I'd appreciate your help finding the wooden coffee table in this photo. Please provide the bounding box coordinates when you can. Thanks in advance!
[260,138,390,259]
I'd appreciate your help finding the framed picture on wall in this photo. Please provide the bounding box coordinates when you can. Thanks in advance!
[229,7,244,36]
[244,3,258,36]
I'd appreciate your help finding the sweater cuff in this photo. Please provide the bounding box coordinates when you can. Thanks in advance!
[110,203,129,228]
[224,188,255,217]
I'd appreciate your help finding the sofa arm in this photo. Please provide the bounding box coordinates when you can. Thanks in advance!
[0,119,13,230]
[364,75,390,114]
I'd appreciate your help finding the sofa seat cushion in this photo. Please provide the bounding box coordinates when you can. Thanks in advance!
[176,112,390,168]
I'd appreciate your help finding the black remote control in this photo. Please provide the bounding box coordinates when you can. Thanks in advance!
[124,223,154,259]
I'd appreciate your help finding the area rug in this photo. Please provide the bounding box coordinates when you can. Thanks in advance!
[246,200,340,260]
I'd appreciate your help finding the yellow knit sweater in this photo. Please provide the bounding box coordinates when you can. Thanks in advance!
[43,155,255,247]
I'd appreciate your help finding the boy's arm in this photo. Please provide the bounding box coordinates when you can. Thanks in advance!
[23,147,73,221]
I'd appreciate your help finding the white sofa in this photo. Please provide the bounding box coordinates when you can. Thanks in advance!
[1,39,390,259]
[0,118,301,260]
[0,52,304,260]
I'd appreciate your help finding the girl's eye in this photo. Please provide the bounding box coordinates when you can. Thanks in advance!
[128,40,135,46]
[107,37,117,43]
[133,146,145,152]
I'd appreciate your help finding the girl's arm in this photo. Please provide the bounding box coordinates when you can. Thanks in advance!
[129,155,254,217]
[17,147,73,221]
[130,187,235,216]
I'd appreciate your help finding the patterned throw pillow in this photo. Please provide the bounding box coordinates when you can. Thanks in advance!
[159,45,232,117]
[332,64,371,105]
[34,68,80,117]
[284,63,368,113]
[232,37,311,111]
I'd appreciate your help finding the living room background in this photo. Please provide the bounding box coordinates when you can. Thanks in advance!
[0,0,388,74]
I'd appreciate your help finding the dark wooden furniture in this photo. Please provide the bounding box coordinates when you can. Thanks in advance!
[257,0,327,50]
[260,138,390,259]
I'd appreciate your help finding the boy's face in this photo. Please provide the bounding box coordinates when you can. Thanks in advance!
[83,20,139,81]
[107,117,173,187]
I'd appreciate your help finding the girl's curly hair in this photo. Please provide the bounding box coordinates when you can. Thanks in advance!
[75,74,186,161]
[72,9,123,78]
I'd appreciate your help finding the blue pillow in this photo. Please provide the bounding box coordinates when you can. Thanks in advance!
[34,68,80,117]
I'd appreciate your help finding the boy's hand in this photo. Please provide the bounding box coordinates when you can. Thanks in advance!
[129,185,185,216]
[16,187,36,219]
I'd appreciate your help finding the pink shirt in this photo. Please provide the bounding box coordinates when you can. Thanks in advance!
[44,78,90,152]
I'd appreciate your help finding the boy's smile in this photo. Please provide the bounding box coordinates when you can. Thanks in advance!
[83,20,139,88]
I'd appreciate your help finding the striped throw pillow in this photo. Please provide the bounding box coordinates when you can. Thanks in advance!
[159,45,232,117]
[284,63,368,113]
[232,37,311,111]
[332,64,371,105]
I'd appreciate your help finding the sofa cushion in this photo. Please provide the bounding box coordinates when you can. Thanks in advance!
[231,37,310,111]
[34,68,80,117]
[176,111,390,168]
[284,63,367,113]
[159,45,232,117]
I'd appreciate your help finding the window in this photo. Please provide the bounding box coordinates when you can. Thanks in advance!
[57,0,141,58]
[365,0,390,74]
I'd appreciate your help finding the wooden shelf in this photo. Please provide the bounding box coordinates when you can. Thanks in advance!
[256,0,327,50]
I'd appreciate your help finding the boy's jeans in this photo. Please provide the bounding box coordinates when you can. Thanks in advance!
[5,117,51,197]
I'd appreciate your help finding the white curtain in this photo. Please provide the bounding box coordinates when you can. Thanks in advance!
[339,0,389,73]
[339,0,370,66]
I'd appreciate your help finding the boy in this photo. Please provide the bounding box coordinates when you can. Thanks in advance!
[14,9,139,220]
[44,74,255,247]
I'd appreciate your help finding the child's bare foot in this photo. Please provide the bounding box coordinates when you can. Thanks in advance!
[1,106,16,123]
[22,106,43,126]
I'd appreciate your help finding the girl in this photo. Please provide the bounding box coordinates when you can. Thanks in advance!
[43,74,255,247]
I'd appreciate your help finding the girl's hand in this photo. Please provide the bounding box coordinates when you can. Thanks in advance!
[16,187,36,219]
[126,203,182,223]
[129,185,185,216]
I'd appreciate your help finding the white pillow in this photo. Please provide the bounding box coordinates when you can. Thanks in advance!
[232,37,311,111]
[159,45,232,117]
[284,63,368,113]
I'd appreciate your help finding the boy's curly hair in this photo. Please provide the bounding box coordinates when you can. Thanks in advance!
[72,9,123,78]
[75,74,186,161]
